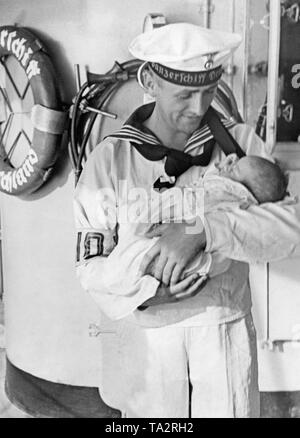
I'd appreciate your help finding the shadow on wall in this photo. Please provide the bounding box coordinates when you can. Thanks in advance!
[27,27,77,104]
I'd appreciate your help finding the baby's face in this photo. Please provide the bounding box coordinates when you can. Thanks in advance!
[215,154,252,183]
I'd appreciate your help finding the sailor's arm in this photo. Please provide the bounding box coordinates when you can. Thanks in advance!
[204,198,300,263]
[74,144,160,320]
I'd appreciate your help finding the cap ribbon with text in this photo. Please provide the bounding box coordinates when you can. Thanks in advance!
[150,62,223,87]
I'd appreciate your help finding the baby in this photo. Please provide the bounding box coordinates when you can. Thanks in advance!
[100,154,288,321]
[215,153,288,204]
[141,153,288,278]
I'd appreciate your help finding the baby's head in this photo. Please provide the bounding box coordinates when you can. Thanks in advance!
[216,154,288,204]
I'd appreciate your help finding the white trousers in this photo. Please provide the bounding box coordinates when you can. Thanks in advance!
[100,314,259,418]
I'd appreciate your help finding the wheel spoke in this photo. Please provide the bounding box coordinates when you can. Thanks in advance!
[7,131,22,160]
[0,56,33,165]
[0,112,13,150]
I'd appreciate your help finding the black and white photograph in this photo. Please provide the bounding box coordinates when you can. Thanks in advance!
[0,0,300,420]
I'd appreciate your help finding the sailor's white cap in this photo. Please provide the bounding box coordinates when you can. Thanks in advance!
[129,23,242,87]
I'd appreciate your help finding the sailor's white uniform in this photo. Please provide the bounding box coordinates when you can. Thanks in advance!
[74,22,300,418]
[74,120,300,417]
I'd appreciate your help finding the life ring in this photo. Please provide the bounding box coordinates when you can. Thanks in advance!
[0,26,66,196]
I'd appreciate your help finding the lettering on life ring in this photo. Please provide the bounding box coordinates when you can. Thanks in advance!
[0,26,65,196]
[0,29,41,78]
[0,149,39,193]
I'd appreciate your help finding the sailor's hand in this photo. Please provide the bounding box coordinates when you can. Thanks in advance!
[139,219,206,286]
[140,273,208,308]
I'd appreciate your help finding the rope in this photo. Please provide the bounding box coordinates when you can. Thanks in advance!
[69,59,242,185]
[69,60,142,184]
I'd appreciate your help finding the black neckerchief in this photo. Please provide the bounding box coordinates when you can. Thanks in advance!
[107,102,239,188]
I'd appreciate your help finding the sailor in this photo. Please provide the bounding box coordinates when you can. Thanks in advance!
[74,23,300,418]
